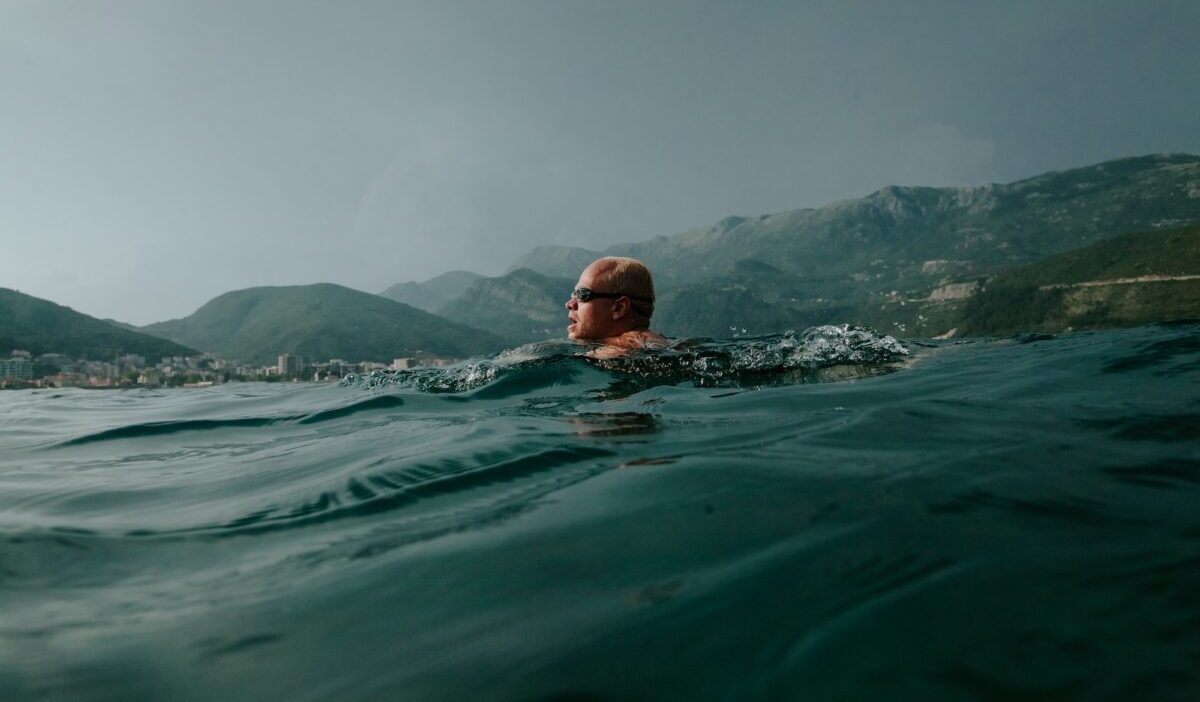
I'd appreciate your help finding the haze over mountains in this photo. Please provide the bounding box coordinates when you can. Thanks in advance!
[438,269,574,344]
[380,268,572,345]
[5,154,1200,365]
[378,271,484,313]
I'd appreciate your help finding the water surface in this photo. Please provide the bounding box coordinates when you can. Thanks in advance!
[2,324,1198,701]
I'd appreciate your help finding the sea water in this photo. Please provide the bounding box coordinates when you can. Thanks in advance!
[1,323,1197,701]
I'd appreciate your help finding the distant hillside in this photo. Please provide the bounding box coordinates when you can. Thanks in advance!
[953,225,1200,336]
[102,318,144,333]
[437,269,574,344]
[141,284,506,364]
[378,270,483,312]
[500,154,1200,338]
[515,155,1200,289]
[652,259,855,338]
[0,288,196,360]
[506,245,601,279]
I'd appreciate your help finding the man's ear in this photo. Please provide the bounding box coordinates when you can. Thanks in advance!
[611,297,630,320]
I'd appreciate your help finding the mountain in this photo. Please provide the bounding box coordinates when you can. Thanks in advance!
[515,155,1200,289]
[651,259,856,338]
[141,283,506,365]
[0,288,196,360]
[505,245,601,278]
[102,319,145,333]
[378,270,483,312]
[951,224,1200,336]
[496,154,1200,338]
[436,268,574,344]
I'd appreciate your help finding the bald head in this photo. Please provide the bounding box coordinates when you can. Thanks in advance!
[565,256,658,341]
[587,257,656,320]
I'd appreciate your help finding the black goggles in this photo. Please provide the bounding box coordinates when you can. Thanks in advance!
[571,287,653,304]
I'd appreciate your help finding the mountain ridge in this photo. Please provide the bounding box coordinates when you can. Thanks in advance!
[0,288,196,360]
[510,153,1200,287]
[436,268,574,345]
[484,153,1200,338]
[141,283,505,364]
[378,270,484,313]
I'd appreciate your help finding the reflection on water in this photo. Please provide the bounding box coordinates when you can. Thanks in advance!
[567,411,661,438]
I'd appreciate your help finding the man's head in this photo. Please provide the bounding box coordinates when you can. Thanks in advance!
[565,257,656,340]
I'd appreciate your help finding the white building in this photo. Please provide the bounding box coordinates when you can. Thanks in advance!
[0,357,34,381]
[277,354,302,377]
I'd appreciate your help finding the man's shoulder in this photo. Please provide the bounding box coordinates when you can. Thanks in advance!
[607,330,669,349]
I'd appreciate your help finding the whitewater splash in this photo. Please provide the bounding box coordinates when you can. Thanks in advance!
[341,324,910,393]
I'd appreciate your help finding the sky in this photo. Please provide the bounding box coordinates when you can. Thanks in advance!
[2,1,1199,324]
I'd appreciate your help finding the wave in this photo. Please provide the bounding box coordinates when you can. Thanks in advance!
[142,445,616,539]
[57,395,412,447]
[60,416,291,446]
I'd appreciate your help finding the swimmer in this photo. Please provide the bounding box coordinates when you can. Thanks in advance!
[566,257,668,357]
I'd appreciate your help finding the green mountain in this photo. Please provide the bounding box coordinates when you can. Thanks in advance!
[502,154,1200,338]
[652,259,856,338]
[518,155,1200,287]
[141,283,506,365]
[0,288,196,360]
[436,268,574,344]
[102,318,145,333]
[951,224,1200,336]
[378,270,483,312]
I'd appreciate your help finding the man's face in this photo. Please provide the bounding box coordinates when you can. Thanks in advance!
[565,263,617,340]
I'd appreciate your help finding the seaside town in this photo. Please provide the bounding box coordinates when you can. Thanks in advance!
[0,349,456,390]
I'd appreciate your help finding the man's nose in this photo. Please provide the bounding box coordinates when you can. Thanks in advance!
[565,297,577,310]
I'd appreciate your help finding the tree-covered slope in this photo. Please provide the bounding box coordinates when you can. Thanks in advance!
[378,270,483,312]
[651,259,854,338]
[0,288,196,360]
[955,224,1200,336]
[437,269,574,344]
[141,283,506,364]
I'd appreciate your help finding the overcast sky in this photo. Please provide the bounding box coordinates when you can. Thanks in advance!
[2,1,1199,324]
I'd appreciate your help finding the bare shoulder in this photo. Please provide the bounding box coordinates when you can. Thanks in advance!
[586,330,670,359]
[611,330,669,349]
[640,330,669,347]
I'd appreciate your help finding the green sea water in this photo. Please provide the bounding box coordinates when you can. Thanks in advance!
[1,324,1198,701]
